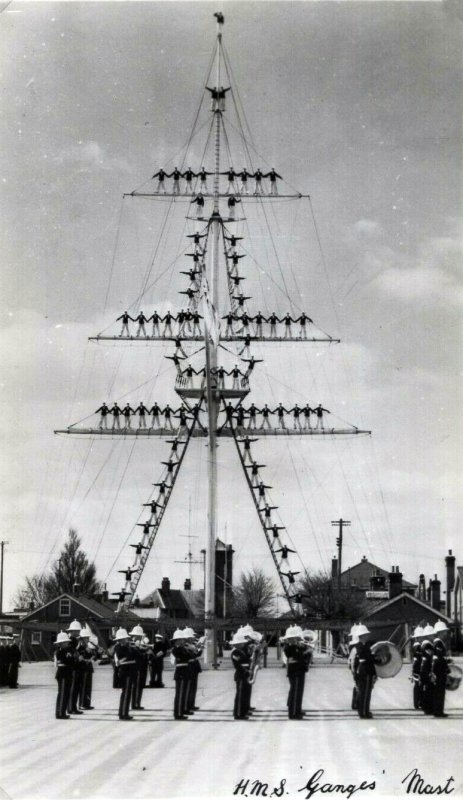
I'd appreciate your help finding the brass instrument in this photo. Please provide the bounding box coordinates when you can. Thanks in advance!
[371,641,403,679]
[247,639,265,684]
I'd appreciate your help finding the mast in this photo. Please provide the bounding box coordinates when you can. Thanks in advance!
[204,16,223,666]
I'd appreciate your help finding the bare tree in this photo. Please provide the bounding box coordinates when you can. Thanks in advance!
[12,574,48,610]
[297,569,369,620]
[231,567,275,618]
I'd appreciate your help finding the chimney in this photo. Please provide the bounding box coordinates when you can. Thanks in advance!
[331,557,338,579]
[445,549,456,617]
[161,577,171,593]
[430,574,441,611]
[184,578,192,591]
[388,566,403,599]
[418,574,426,601]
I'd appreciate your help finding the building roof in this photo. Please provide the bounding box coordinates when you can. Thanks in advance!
[364,591,451,623]
[20,593,140,623]
[341,557,417,590]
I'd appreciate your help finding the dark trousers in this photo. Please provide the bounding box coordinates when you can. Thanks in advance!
[56,669,72,718]
[113,665,120,688]
[357,674,374,718]
[149,657,164,686]
[433,682,446,717]
[352,684,359,710]
[118,669,135,719]
[421,681,434,715]
[413,681,421,710]
[187,672,199,711]
[174,669,189,718]
[8,663,19,688]
[287,671,305,718]
[132,663,147,709]
[68,669,83,713]
[234,676,250,719]
[79,670,93,708]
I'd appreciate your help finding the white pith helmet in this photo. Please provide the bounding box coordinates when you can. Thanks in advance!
[79,627,91,638]
[249,631,263,643]
[283,625,303,640]
[67,619,82,632]
[433,620,449,634]
[413,625,424,639]
[349,624,361,639]
[183,627,195,638]
[355,623,371,638]
[129,625,144,637]
[421,624,435,638]
[172,628,186,641]
[55,631,71,644]
[231,632,249,646]
[115,628,129,641]
[154,633,163,639]
[241,624,255,637]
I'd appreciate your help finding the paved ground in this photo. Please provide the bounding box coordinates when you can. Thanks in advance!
[0,656,462,800]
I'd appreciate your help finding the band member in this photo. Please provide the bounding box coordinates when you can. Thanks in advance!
[282,625,307,719]
[185,628,204,713]
[347,625,360,710]
[171,629,191,720]
[77,627,96,710]
[352,624,376,719]
[113,628,137,720]
[8,635,21,688]
[130,625,148,710]
[411,640,423,710]
[67,619,84,715]
[149,634,169,687]
[53,631,74,719]
[231,629,252,720]
[420,639,435,715]
[432,638,450,718]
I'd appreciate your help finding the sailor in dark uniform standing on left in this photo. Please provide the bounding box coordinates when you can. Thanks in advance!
[67,619,84,715]
[352,624,376,719]
[282,625,307,720]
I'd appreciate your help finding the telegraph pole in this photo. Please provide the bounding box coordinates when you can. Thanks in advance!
[0,541,9,615]
[331,519,350,590]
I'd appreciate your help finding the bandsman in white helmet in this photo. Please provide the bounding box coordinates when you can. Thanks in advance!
[53,631,74,719]
[351,623,376,719]
[411,626,424,710]
[171,629,191,720]
[113,628,137,720]
[77,626,97,710]
[66,619,84,715]
[281,625,308,720]
[231,629,253,720]
[184,628,203,715]
[148,633,170,688]
[129,625,148,711]
[431,635,451,718]
[347,624,361,710]
[419,635,435,716]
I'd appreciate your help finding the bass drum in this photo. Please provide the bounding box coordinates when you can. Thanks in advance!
[446,663,462,691]
[371,641,402,678]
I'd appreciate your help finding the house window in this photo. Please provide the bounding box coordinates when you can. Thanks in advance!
[31,631,42,645]
[59,598,71,617]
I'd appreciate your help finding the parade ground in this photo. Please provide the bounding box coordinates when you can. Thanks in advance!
[0,655,462,800]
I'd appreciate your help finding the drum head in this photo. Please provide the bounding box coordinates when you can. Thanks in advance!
[446,663,462,691]
[371,641,402,678]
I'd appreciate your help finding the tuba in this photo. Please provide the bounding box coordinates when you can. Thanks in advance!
[371,641,403,678]
[446,663,462,691]
[247,640,264,684]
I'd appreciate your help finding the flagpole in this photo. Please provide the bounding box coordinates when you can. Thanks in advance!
[203,21,222,666]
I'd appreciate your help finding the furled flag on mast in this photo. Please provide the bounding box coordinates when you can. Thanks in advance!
[200,276,220,346]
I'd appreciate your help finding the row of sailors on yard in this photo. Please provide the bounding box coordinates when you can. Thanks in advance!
[117,310,313,339]
[95,401,330,431]
[151,166,282,195]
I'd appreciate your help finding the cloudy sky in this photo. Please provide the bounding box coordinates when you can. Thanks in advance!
[1,0,461,610]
